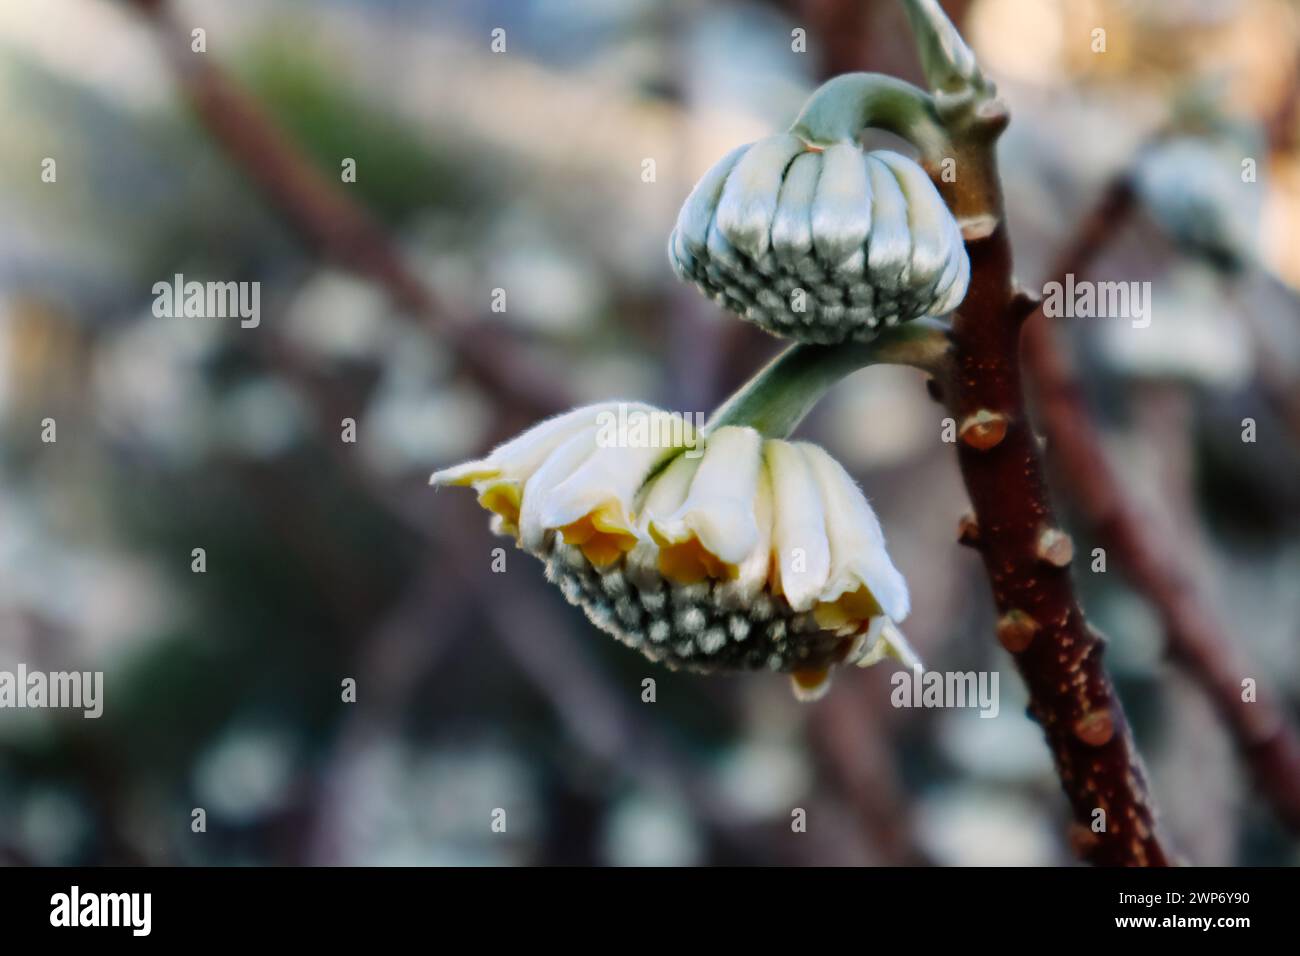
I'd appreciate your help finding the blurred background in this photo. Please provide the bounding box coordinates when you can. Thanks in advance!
[0,0,1298,866]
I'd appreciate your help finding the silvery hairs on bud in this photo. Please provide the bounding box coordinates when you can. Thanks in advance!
[669,132,969,345]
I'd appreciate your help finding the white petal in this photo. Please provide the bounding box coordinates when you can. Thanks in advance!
[811,143,872,268]
[855,619,923,670]
[864,154,913,291]
[715,461,775,606]
[624,447,696,574]
[798,442,909,622]
[927,218,966,309]
[626,451,699,587]
[944,245,971,313]
[590,403,695,455]
[668,228,693,277]
[715,133,807,260]
[430,402,622,488]
[764,439,831,612]
[648,426,763,565]
[637,450,700,521]
[706,216,744,271]
[882,621,923,670]
[677,143,751,256]
[770,151,822,268]
[535,413,690,537]
[429,458,501,487]
[518,429,600,552]
[876,151,951,291]
[931,219,971,314]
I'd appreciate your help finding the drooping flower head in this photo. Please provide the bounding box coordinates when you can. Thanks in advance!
[669,137,968,345]
[433,402,916,699]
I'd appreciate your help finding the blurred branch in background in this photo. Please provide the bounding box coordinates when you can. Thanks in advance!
[120,0,571,422]
[807,669,931,864]
[302,554,473,865]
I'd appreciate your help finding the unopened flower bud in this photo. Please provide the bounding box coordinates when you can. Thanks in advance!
[670,134,969,344]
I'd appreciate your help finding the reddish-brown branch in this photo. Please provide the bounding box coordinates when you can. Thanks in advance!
[794,0,1169,865]
[1021,177,1300,833]
[942,211,1170,865]
[124,0,570,419]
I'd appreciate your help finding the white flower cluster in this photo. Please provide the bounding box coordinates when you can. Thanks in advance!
[432,403,916,699]
[669,134,969,344]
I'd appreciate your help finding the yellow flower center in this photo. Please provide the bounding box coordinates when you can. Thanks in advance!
[653,534,737,584]
[477,483,521,527]
[813,585,884,633]
[791,667,830,696]
[559,503,638,568]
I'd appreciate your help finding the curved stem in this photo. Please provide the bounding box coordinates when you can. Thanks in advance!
[705,319,952,439]
[790,73,950,162]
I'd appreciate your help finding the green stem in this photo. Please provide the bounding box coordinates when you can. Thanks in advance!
[705,320,951,439]
[789,73,949,162]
